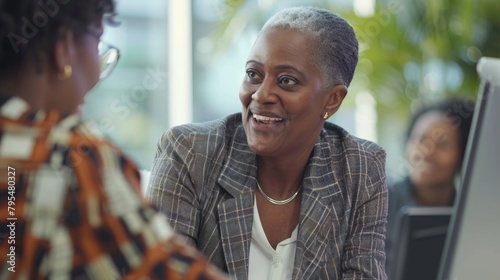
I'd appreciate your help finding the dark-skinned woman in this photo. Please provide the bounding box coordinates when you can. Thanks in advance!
[149,6,388,280]
[0,1,225,279]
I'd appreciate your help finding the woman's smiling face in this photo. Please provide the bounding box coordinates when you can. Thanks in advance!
[406,111,462,189]
[239,27,333,158]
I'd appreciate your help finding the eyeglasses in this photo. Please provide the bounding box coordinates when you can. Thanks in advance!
[98,41,120,80]
[85,29,120,80]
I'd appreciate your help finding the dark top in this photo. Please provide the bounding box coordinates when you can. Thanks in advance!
[385,177,454,271]
[386,177,418,272]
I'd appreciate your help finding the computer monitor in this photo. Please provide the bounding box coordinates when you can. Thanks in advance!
[388,206,453,280]
[438,57,500,280]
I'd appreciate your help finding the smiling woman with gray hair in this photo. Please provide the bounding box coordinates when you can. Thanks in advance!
[149,6,388,280]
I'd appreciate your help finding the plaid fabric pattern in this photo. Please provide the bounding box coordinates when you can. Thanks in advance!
[148,113,388,280]
[0,97,225,280]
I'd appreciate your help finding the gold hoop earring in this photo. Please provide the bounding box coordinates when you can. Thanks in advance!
[58,65,72,80]
[322,112,329,120]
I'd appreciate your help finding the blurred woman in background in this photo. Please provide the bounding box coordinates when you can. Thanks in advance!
[386,98,475,269]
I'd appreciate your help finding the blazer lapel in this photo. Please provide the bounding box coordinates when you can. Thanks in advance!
[217,126,257,279]
[218,192,254,279]
[293,132,344,279]
[293,187,334,279]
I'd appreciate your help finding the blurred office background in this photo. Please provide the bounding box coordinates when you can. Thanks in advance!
[82,0,500,184]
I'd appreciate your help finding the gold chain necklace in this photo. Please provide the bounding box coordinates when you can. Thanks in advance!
[256,181,302,205]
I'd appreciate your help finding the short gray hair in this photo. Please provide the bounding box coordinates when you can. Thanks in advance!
[262,6,359,88]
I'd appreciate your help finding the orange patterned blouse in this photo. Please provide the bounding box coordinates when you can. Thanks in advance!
[0,97,225,280]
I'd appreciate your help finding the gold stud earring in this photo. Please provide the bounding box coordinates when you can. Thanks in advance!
[58,65,72,80]
[322,112,329,120]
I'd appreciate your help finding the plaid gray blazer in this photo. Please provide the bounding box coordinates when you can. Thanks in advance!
[148,113,388,280]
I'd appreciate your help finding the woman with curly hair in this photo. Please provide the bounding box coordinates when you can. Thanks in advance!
[385,98,475,274]
[0,1,225,279]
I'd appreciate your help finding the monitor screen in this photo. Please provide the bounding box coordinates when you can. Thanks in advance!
[388,206,453,280]
[438,57,500,280]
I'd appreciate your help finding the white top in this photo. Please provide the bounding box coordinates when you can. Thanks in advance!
[248,198,298,280]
